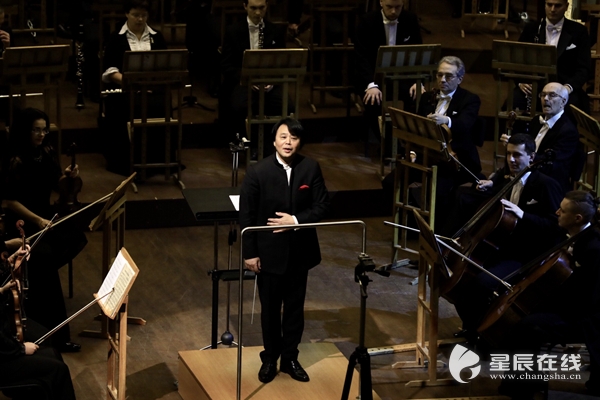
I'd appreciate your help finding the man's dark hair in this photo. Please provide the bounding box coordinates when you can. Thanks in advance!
[508,133,536,156]
[271,117,304,147]
[124,0,150,13]
[564,190,599,224]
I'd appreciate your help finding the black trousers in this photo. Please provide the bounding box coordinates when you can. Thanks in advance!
[257,264,309,364]
[0,320,76,400]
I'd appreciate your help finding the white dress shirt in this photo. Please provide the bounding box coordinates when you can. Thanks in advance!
[435,89,456,128]
[509,171,531,206]
[102,22,156,83]
[248,17,264,50]
[546,18,564,47]
[535,109,564,151]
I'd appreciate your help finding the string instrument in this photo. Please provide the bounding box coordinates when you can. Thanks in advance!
[7,221,28,342]
[438,153,553,300]
[477,226,584,333]
[55,143,83,216]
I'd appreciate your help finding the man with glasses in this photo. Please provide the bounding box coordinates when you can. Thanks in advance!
[517,0,591,113]
[502,82,583,193]
[416,56,483,219]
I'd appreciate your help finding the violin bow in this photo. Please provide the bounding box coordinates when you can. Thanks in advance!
[26,192,113,242]
[384,221,513,291]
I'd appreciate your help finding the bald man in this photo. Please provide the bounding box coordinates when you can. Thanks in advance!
[502,82,583,193]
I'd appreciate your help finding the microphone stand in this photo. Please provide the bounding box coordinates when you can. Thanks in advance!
[341,254,392,400]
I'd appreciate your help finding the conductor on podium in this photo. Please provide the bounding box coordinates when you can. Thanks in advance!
[239,117,329,384]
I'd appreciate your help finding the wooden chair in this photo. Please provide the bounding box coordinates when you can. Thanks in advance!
[492,40,556,170]
[461,0,509,38]
[374,44,441,178]
[241,48,308,162]
[10,0,57,46]
[0,45,70,158]
[159,0,187,48]
[306,0,361,115]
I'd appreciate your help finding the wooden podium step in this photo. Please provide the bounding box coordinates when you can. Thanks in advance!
[178,342,381,400]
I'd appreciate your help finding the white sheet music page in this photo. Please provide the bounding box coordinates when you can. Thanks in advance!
[97,250,136,318]
[230,195,240,211]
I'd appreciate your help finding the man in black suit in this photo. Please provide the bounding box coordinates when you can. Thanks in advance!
[498,190,600,398]
[239,117,329,384]
[502,82,583,193]
[418,56,482,184]
[517,0,591,113]
[454,134,563,336]
[413,56,482,230]
[354,0,422,147]
[220,0,285,137]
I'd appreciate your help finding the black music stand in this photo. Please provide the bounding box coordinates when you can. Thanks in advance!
[182,187,256,349]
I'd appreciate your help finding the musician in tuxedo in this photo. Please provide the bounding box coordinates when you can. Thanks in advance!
[100,0,168,175]
[418,56,482,184]
[498,190,600,398]
[502,82,583,193]
[516,0,591,113]
[354,0,422,147]
[413,56,482,227]
[220,0,286,138]
[239,117,329,384]
[454,134,563,336]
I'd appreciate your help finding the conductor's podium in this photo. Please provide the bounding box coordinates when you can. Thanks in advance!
[178,342,381,400]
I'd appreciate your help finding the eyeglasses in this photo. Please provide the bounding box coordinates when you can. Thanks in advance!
[129,13,148,20]
[31,128,49,136]
[436,73,458,81]
[539,91,564,100]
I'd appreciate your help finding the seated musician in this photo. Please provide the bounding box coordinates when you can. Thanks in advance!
[3,108,87,353]
[498,190,600,398]
[354,0,422,149]
[417,56,483,224]
[515,0,591,114]
[501,82,583,193]
[453,134,563,338]
[101,0,168,175]
[220,0,287,145]
[0,247,76,400]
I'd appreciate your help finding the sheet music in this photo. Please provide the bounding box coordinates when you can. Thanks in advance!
[97,250,136,318]
[230,195,240,211]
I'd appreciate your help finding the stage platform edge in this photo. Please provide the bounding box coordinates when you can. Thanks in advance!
[178,342,381,400]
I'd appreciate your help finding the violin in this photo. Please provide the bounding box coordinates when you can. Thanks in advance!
[55,143,83,216]
[5,220,28,343]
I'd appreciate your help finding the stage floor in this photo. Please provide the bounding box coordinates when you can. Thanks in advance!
[178,343,381,400]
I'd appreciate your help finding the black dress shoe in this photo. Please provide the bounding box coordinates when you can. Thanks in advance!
[280,360,309,382]
[59,342,82,353]
[258,361,278,383]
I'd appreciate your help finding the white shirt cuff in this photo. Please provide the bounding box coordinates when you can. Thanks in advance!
[102,67,120,83]
[292,216,299,225]
[447,117,452,128]
[366,82,378,91]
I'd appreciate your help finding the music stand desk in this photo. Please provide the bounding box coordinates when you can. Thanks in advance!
[183,187,254,349]
[183,187,240,223]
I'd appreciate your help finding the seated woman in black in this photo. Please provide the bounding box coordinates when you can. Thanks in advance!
[3,108,87,353]
[101,0,168,175]
[0,247,76,400]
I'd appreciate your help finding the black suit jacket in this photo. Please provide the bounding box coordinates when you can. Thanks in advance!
[519,18,591,92]
[354,9,422,93]
[220,19,284,89]
[239,154,330,274]
[418,86,482,176]
[103,25,167,89]
[490,169,563,262]
[528,113,583,192]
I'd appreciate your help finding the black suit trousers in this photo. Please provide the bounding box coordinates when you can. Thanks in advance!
[257,264,309,363]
